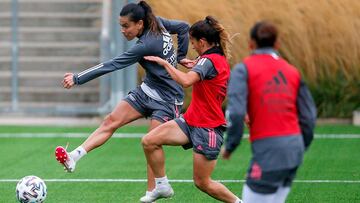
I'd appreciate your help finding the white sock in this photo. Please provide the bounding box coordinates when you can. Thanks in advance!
[70,146,87,162]
[155,176,169,188]
[146,191,152,196]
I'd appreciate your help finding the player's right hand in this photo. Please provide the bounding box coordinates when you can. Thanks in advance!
[220,147,232,160]
[244,114,251,128]
[62,73,75,89]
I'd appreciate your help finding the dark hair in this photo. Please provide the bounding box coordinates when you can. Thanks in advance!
[250,21,278,48]
[120,1,163,34]
[189,16,231,58]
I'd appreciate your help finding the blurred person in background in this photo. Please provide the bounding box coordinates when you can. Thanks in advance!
[141,16,242,203]
[55,1,192,200]
[222,21,317,203]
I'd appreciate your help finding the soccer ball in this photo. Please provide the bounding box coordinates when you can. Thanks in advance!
[16,175,47,203]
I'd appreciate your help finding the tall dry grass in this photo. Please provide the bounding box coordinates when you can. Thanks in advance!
[146,0,360,117]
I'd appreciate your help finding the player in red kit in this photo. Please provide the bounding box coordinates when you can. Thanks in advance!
[141,16,242,203]
[222,21,317,203]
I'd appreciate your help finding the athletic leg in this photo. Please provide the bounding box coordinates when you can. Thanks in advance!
[142,120,189,178]
[55,101,143,172]
[140,120,189,202]
[146,119,163,191]
[82,100,143,152]
[193,152,240,203]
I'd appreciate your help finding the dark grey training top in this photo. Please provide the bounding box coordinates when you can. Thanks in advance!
[73,17,190,104]
[225,48,317,170]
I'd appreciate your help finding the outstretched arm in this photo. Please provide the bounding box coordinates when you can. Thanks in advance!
[62,42,147,89]
[144,56,200,88]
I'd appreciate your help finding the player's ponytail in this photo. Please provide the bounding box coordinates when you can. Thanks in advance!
[190,16,231,58]
[205,16,231,59]
[120,1,163,35]
[138,1,163,34]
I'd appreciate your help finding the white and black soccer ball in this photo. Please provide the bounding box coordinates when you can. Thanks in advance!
[16,175,47,203]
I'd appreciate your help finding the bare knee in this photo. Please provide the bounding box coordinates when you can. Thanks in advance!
[141,135,151,149]
[141,134,158,151]
[193,175,210,191]
[101,114,120,133]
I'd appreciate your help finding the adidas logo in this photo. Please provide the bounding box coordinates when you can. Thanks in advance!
[266,70,287,87]
[272,70,287,85]
[162,32,173,56]
[264,70,291,95]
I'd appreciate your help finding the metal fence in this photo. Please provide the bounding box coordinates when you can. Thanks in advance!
[6,0,136,116]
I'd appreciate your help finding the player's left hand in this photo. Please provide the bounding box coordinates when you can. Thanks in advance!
[220,147,232,160]
[179,58,197,69]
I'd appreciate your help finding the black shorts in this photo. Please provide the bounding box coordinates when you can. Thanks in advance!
[124,87,181,123]
[246,162,299,194]
[174,117,224,160]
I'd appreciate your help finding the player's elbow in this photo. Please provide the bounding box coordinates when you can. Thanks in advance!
[183,23,190,33]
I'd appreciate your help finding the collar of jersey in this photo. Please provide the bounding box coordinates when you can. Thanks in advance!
[201,46,223,56]
[252,48,279,56]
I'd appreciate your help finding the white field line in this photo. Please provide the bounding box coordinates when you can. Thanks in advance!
[1,178,360,184]
[0,133,144,138]
[0,133,360,139]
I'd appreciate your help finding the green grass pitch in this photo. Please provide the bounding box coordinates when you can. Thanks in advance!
[0,124,360,202]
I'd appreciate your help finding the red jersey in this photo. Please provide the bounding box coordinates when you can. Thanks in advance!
[244,54,301,142]
[183,53,230,127]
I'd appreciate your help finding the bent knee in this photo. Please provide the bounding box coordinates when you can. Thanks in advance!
[142,133,163,151]
[141,135,150,147]
[141,135,157,149]
[193,176,210,190]
[101,114,121,132]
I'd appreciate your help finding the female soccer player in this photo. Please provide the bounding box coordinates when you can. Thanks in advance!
[55,0,191,199]
[141,16,242,203]
[222,21,316,203]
